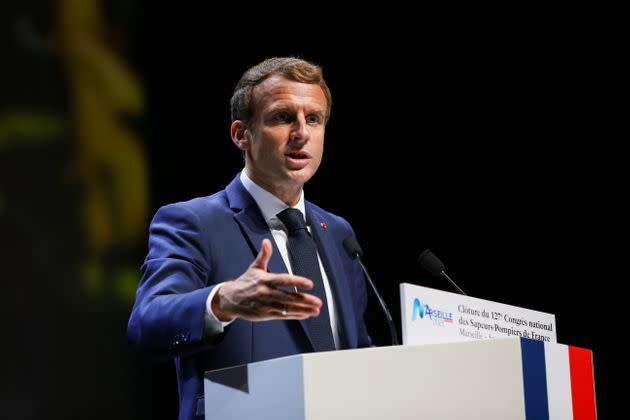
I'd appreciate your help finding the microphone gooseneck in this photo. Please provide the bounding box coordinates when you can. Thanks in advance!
[418,249,467,296]
[343,236,399,346]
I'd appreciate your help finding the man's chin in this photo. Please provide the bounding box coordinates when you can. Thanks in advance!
[285,169,314,185]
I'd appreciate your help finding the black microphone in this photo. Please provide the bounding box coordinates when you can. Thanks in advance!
[417,249,467,296]
[343,236,399,346]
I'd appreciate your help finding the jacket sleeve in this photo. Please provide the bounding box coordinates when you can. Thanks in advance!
[126,203,222,358]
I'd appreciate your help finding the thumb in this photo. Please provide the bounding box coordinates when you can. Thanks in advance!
[251,238,273,271]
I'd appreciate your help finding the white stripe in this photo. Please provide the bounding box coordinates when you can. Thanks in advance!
[545,342,574,419]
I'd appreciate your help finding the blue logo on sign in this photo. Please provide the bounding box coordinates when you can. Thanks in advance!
[411,297,454,326]
[412,298,427,320]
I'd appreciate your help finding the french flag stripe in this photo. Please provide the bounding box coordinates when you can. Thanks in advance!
[521,338,549,420]
[569,346,597,420]
[544,343,573,419]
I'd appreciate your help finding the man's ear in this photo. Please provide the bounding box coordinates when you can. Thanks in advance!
[231,120,250,151]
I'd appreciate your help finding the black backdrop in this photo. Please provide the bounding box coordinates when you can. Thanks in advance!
[133,9,613,419]
[0,2,617,418]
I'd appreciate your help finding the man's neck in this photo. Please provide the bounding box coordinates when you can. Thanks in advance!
[245,170,302,207]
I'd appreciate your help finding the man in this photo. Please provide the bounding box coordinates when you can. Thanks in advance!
[127,57,373,420]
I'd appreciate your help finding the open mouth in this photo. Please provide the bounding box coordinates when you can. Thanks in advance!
[285,151,311,160]
[284,150,312,169]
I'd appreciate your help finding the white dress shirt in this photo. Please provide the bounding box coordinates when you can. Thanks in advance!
[204,171,340,349]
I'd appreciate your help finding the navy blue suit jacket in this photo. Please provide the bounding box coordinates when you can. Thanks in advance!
[127,174,372,419]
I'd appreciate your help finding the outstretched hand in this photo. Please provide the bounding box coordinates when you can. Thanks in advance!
[212,239,322,322]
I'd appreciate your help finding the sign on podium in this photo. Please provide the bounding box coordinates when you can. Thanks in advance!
[400,283,557,345]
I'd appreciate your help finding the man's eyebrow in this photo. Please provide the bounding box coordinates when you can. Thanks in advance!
[264,105,325,115]
[264,104,291,114]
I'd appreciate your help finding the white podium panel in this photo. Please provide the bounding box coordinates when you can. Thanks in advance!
[204,338,596,419]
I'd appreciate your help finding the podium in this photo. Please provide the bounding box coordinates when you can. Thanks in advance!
[204,337,596,419]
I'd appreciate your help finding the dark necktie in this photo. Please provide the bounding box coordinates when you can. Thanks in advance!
[277,208,336,351]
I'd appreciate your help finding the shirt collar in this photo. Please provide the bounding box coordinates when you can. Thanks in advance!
[240,170,306,225]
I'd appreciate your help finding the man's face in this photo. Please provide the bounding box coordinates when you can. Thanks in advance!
[239,75,327,199]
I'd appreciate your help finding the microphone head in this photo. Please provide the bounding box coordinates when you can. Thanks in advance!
[343,236,363,259]
[418,249,445,276]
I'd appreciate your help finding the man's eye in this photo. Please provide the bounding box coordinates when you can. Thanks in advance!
[307,115,322,124]
[273,112,290,122]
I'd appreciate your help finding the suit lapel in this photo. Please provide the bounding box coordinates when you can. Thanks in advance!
[306,204,357,349]
[226,175,287,276]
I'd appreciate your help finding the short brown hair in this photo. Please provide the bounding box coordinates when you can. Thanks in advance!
[230,57,332,125]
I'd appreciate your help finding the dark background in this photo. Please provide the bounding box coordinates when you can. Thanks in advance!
[1,2,618,418]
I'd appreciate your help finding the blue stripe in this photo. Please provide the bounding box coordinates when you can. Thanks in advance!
[520,337,549,420]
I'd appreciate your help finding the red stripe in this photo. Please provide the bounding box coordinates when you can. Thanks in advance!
[569,346,597,420]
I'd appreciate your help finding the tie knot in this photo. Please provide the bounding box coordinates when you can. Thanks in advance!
[277,208,307,233]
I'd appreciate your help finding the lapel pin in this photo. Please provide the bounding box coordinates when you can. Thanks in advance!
[320,222,327,229]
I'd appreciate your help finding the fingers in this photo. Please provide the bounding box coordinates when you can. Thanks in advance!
[265,273,314,290]
[263,287,322,308]
[274,303,320,320]
[260,287,322,319]
[223,279,321,321]
[250,238,273,271]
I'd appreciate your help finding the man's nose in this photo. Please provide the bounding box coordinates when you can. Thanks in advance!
[290,115,310,144]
